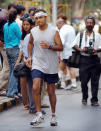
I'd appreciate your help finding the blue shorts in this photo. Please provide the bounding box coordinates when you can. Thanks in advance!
[31,69,59,84]
[63,59,70,67]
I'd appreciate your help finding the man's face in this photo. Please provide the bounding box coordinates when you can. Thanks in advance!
[85,19,94,31]
[35,16,47,27]
[21,10,25,17]
[56,19,64,30]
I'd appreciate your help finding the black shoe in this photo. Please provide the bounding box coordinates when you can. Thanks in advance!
[91,102,99,106]
[29,109,37,114]
[82,99,87,105]
[42,110,46,115]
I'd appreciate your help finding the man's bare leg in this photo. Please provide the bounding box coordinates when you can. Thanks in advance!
[32,78,43,112]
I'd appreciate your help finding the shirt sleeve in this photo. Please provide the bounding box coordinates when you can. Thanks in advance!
[72,32,80,47]
[59,29,66,45]
[97,34,101,49]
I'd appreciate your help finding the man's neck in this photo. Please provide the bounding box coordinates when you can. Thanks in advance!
[86,30,93,36]
[39,23,48,31]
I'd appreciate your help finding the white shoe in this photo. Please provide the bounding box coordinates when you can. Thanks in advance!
[65,86,72,90]
[30,113,44,126]
[50,115,58,126]
[61,81,66,89]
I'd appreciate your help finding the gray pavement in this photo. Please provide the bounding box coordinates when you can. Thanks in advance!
[0,81,101,131]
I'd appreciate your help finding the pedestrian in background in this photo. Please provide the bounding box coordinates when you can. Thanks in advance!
[73,16,101,106]
[16,17,36,113]
[3,10,21,98]
[57,14,77,90]
[0,8,9,94]
[16,5,25,31]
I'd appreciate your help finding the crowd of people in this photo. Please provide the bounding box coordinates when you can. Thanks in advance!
[0,3,101,127]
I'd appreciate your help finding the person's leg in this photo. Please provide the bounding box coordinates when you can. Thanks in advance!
[32,78,43,112]
[20,77,29,109]
[6,47,19,97]
[91,63,100,106]
[79,67,90,104]
[47,83,56,114]
[68,67,77,88]
[58,60,67,89]
[0,47,9,92]
[30,77,44,126]
[27,76,36,113]
[41,81,49,108]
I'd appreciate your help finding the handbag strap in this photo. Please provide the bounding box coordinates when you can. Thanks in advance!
[79,31,83,48]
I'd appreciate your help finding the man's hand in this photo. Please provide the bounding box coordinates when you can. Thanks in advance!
[40,41,49,49]
[26,57,32,69]
[92,49,97,54]
[81,47,88,53]
[0,41,4,47]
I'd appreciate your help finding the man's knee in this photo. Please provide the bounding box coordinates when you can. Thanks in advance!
[47,85,55,96]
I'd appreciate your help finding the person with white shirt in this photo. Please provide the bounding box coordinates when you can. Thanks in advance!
[16,5,25,31]
[56,14,77,90]
[73,16,101,106]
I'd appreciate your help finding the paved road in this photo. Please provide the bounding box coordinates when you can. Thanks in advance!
[0,81,101,131]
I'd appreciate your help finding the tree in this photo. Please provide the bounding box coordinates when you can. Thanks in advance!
[71,0,86,18]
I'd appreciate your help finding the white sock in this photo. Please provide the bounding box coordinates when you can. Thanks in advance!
[71,78,77,87]
[37,112,42,116]
[52,113,55,117]
[58,70,63,79]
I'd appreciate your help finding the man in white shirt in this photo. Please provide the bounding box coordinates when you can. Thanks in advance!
[56,14,77,90]
[16,5,25,31]
[73,16,101,106]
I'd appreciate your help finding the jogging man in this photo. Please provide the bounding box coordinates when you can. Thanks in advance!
[26,9,63,126]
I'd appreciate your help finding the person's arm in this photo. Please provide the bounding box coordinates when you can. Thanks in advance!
[28,33,34,58]
[26,33,34,69]
[40,31,63,51]
[93,34,101,53]
[16,51,23,65]
[0,40,4,47]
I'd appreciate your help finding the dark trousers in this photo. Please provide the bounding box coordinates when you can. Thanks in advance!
[79,55,100,103]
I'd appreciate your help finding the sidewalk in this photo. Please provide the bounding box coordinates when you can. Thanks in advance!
[0,96,22,112]
[0,69,79,112]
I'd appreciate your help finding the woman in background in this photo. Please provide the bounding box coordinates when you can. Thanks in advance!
[16,17,36,113]
[3,10,21,98]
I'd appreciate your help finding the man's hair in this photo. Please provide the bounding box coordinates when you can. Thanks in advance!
[85,16,95,25]
[35,9,47,14]
[28,6,37,13]
[8,3,17,10]
[17,5,25,15]
[57,14,67,23]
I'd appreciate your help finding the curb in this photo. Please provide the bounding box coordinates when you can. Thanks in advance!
[0,97,22,112]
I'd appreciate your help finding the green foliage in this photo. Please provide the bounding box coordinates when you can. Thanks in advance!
[0,0,15,8]
[86,0,101,9]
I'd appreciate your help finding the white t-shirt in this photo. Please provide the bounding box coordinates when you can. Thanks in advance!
[15,15,22,31]
[59,24,75,59]
[72,31,101,56]
[20,34,32,58]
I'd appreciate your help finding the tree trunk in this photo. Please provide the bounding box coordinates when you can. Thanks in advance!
[71,0,86,18]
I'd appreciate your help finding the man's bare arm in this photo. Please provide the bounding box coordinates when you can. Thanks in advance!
[28,33,34,58]
[73,45,88,53]
[52,31,63,51]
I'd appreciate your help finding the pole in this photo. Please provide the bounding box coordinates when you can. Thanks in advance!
[52,0,57,26]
